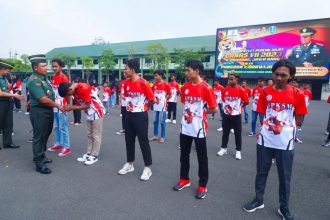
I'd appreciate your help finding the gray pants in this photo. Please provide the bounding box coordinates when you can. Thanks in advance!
[86,118,103,156]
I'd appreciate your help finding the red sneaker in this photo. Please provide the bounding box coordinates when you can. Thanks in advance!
[58,148,71,156]
[196,185,208,199]
[48,145,63,152]
[173,179,191,191]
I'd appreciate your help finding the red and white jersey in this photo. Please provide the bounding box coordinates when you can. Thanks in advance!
[152,81,171,112]
[213,85,224,104]
[119,79,128,107]
[252,86,265,111]
[74,83,105,121]
[256,85,307,150]
[168,81,180,103]
[52,73,69,112]
[302,89,312,108]
[13,80,22,93]
[124,77,154,112]
[242,86,252,98]
[102,87,111,102]
[222,85,249,116]
[180,81,217,138]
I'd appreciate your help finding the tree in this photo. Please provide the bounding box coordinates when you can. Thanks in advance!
[81,56,94,82]
[145,43,170,79]
[8,58,30,74]
[99,49,116,82]
[172,48,206,79]
[50,52,76,80]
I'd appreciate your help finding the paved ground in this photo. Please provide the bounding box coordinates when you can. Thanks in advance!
[0,99,329,220]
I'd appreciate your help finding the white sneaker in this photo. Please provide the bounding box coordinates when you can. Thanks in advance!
[217,148,227,156]
[235,151,242,160]
[77,153,91,162]
[217,127,223,132]
[116,129,125,135]
[120,114,122,117]
[140,167,152,181]
[295,138,303,144]
[172,120,176,124]
[118,163,134,175]
[230,129,234,134]
[248,132,255,137]
[24,112,29,115]
[165,119,171,123]
[84,155,98,165]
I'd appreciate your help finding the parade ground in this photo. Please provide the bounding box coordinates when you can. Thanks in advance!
[0,100,329,220]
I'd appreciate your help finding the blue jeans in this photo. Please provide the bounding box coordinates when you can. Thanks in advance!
[251,110,262,133]
[110,92,116,107]
[153,111,166,138]
[54,112,70,148]
[243,105,249,123]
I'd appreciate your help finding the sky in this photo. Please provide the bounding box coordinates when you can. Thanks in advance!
[0,0,329,58]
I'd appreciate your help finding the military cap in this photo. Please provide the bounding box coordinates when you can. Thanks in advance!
[28,54,47,64]
[300,27,316,37]
[0,58,14,69]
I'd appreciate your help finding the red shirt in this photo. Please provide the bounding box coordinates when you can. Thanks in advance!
[52,73,70,108]
[181,81,217,138]
[302,89,312,108]
[75,83,105,120]
[168,81,181,103]
[213,85,224,104]
[222,85,249,116]
[242,86,251,97]
[102,87,111,101]
[119,79,128,107]
[152,81,171,111]
[13,80,22,92]
[124,77,154,112]
[251,86,265,111]
[256,85,307,150]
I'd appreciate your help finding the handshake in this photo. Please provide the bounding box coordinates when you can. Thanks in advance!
[57,105,75,112]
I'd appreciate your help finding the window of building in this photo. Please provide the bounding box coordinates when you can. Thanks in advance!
[145,58,152,64]
[77,59,82,65]
[122,58,128,65]
[202,55,211,63]
[114,58,118,64]
[93,59,98,65]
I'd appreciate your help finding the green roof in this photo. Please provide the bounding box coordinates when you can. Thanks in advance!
[46,35,216,58]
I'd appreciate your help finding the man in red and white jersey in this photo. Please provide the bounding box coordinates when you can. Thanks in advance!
[217,73,249,160]
[58,81,105,165]
[48,59,71,157]
[116,73,129,135]
[243,60,307,220]
[302,81,312,108]
[249,77,266,137]
[101,82,111,115]
[241,80,251,124]
[12,74,22,112]
[212,79,224,131]
[118,59,154,181]
[173,60,218,200]
[149,70,171,143]
[166,73,180,124]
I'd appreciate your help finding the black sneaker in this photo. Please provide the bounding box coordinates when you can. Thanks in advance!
[243,199,264,212]
[195,185,207,199]
[278,206,294,220]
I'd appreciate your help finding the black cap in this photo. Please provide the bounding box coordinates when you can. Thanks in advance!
[28,54,47,64]
[299,27,316,37]
[0,58,14,69]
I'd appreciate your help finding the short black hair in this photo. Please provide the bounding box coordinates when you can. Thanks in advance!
[303,80,311,85]
[51,58,65,68]
[257,77,266,82]
[154,70,164,77]
[58,82,72,97]
[170,73,176,78]
[228,73,239,79]
[292,78,301,83]
[185,60,204,74]
[272,59,296,77]
[126,59,140,73]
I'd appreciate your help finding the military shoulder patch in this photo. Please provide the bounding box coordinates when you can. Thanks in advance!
[34,76,39,80]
